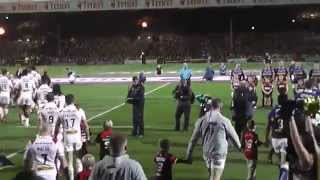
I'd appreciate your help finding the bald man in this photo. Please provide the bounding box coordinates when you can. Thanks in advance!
[90,134,147,180]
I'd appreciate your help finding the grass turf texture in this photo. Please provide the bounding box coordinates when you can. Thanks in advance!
[0,62,316,77]
[0,81,290,180]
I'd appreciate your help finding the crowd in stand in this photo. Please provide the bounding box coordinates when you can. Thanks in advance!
[1,32,320,65]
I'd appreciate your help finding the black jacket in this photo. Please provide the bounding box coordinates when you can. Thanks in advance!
[172,85,195,104]
[127,83,145,105]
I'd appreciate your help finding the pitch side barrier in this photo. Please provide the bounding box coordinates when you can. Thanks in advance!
[51,74,261,84]
[0,0,320,14]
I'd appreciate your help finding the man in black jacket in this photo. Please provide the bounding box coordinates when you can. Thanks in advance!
[127,76,145,137]
[172,80,195,131]
[232,82,253,138]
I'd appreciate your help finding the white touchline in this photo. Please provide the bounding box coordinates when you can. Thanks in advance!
[1,82,171,164]
[88,82,170,122]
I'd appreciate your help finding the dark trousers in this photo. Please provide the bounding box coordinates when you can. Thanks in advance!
[175,101,191,131]
[233,115,250,138]
[132,102,144,136]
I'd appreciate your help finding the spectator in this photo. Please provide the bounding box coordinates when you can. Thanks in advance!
[179,63,192,86]
[287,108,318,180]
[203,66,215,81]
[95,120,113,160]
[76,154,95,180]
[90,134,147,180]
[219,63,227,76]
[156,65,163,76]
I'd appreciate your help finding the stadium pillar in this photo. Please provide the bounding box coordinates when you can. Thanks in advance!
[57,24,61,57]
[229,17,234,56]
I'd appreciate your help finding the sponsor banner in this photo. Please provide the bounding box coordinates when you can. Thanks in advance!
[0,0,319,13]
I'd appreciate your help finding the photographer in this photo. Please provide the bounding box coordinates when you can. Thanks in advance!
[281,100,319,180]
[172,80,195,131]
[195,94,212,118]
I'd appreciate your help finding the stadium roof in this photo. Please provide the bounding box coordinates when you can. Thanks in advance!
[0,0,319,14]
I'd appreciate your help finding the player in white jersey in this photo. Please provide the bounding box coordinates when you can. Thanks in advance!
[39,93,59,135]
[25,125,68,180]
[53,84,65,111]
[76,104,90,156]
[30,66,42,88]
[36,78,52,111]
[0,69,13,123]
[54,94,90,180]
[16,69,36,127]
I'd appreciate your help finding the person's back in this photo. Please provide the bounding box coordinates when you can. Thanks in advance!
[186,98,241,180]
[197,111,237,158]
[90,134,147,180]
[92,155,145,180]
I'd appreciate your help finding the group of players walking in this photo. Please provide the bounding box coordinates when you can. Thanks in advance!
[0,66,94,180]
[1,61,320,180]
[229,61,320,180]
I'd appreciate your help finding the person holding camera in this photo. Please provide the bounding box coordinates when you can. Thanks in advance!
[280,100,319,180]
[172,80,195,131]
[127,76,145,137]
[186,98,241,180]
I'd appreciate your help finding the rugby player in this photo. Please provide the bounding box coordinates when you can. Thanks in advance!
[36,78,52,111]
[24,125,68,180]
[16,69,36,127]
[55,94,89,180]
[0,68,12,123]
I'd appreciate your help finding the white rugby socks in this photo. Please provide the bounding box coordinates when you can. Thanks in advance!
[68,152,74,180]
[76,158,83,173]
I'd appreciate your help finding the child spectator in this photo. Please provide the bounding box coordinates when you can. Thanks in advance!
[95,120,113,160]
[153,139,188,180]
[76,154,95,180]
[242,120,262,180]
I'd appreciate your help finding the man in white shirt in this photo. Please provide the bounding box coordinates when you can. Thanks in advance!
[55,94,90,180]
[0,69,12,122]
[39,93,59,136]
[16,69,36,127]
[24,125,68,180]
[36,79,52,111]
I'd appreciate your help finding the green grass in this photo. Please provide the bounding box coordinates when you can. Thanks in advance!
[0,62,315,77]
[0,81,287,180]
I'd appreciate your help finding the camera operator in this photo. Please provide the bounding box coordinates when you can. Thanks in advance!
[281,100,319,180]
[172,80,195,131]
[232,82,253,138]
[195,94,212,118]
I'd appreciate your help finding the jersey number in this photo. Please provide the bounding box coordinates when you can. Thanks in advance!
[41,154,48,165]
[65,118,75,128]
[48,116,54,124]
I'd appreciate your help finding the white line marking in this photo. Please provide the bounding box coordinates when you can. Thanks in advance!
[88,82,170,122]
[2,83,171,164]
